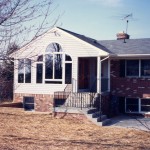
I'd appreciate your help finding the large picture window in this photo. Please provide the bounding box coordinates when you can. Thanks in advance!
[36,43,72,84]
[18,59,31,83]
[125,60,150,77]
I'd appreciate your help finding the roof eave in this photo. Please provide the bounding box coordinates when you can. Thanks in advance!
[110,54,150,59]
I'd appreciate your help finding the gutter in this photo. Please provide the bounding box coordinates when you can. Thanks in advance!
[109,54,150,58]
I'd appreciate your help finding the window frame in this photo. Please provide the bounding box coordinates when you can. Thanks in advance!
[44,52,63,83]
[125,60,140,77]
[125,98,140,113]
[141,60,150,77]
[125,97,150,113]
[35,43,72,85]
[125,59,150,78]
[18,58,32,84]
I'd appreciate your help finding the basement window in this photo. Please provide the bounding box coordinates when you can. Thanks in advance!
[125,98,150,113]
[141,99,150,112]
[126,98,139,112]
[23,96,34,111]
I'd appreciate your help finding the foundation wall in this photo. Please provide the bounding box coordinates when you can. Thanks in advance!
[14,93,54,112]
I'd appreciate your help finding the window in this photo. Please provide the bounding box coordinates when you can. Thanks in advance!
[45,43,63,81]
[141,60,150,76]
[45,54,53,79]
[126,60,139,76]
[36,43,72,84]
[18,59,31,83]
[65,63,72,84]
[18,59,24,83]
[125,60,150,77]
[125,98,150,113]
[126,98,139,112]
[36,64,43,83]
[141,99,150,112]
[25,59,31,83]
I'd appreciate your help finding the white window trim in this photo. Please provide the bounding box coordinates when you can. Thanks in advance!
[35,62,44,84]
[44,53,63,82]
[36,52,73,85]
[18,59,32,84]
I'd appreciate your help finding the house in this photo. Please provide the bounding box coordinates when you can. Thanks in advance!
[10,27,150,115]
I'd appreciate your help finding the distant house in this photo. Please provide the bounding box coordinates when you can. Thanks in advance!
[10,27,150,115]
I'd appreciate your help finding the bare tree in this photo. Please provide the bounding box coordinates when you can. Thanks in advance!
[0,0,59,60]
[0,0,59,101]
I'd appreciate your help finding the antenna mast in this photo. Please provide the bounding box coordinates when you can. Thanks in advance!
[123,13,132,34]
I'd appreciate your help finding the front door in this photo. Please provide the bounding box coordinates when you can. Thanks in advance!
[78,58,90,90]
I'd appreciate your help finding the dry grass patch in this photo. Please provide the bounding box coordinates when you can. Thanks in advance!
[0,107,149,150]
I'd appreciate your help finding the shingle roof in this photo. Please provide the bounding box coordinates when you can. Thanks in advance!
[98,38,150,55]
[58,27,150,55]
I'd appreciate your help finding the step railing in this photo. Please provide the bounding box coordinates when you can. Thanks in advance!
[54,91,96,109]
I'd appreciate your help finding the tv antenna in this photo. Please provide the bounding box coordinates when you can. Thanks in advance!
[122,13,133,34]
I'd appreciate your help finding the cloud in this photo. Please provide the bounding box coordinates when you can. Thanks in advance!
[88,0,123,7]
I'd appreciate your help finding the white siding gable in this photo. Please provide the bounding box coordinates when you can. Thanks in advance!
[12,27,109,95]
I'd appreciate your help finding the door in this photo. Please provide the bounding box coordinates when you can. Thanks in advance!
[78,58,90,89]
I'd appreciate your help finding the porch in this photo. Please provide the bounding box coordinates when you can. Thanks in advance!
[74,56,110,93]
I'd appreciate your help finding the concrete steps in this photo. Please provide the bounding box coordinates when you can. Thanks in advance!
[82,108,111,126]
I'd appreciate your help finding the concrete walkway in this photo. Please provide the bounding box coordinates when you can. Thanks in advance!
[53,107,150,131]
[108,115,150,131]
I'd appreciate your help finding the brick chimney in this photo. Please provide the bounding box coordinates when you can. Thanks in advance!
[116,31,130,40]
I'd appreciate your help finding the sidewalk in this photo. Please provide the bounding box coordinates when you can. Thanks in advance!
[108,115,150,131]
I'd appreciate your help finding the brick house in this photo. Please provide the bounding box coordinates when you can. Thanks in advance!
[10,27,150,115]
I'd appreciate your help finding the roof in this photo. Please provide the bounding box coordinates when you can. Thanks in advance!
[58,27,150,56]
[10,26,150,57]
[98,38,150,55]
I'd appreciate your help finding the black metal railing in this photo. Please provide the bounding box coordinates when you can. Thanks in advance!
[54,92,96,110]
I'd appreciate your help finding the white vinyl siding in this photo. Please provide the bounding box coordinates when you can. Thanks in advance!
[13,27,107,95]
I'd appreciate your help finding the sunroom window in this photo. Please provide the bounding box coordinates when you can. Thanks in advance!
[45,43,63,83]
[36,43,72,84]
[18,59,31,83]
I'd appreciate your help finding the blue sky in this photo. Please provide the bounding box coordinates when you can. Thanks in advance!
[53,0,150,40]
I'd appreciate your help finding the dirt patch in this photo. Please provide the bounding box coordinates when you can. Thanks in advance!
[0,107,150,150]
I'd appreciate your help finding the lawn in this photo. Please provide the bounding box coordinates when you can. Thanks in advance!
[0,107,149,150]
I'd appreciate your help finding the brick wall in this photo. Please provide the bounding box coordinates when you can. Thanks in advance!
[14,93,53,112]
[110,60,150,98]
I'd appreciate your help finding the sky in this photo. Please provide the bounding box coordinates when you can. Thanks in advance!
[53,0,150,40]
